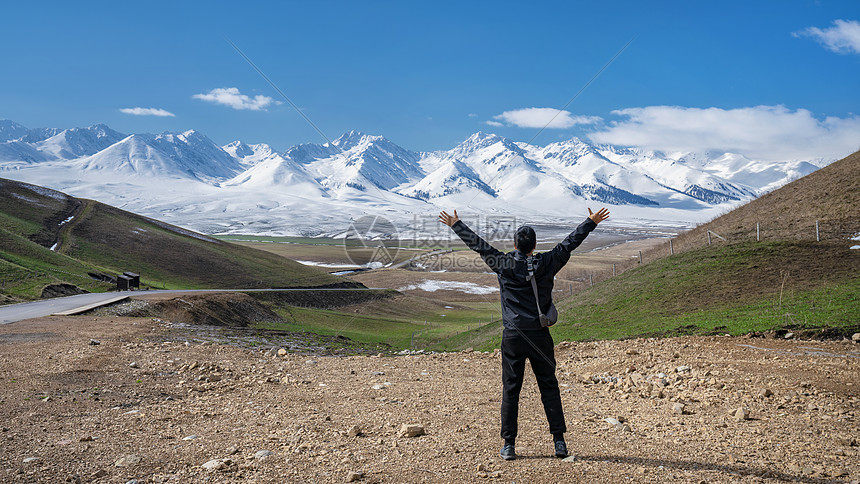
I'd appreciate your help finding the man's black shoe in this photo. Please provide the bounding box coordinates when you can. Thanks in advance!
[500,443,516,460]
[554,440,568,458]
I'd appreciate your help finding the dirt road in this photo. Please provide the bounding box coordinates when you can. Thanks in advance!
[0,315,857,483]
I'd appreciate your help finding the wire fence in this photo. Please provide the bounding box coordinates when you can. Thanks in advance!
[554,218,858,302]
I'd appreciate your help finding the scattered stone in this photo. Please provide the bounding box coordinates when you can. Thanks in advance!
[22,457,39,463]
[731,407,750,421]
[625,348,639,355]
[254,450,274,460]
[397,423,425,438]
[604,417,621,426]
[347,470,365,481]
[128,362,139,368]
[784,332,794,340]
[201,458,229,471]
[370,371,385,376]
[305,359,318,365]
[91,469,108,478]
[347,425,362,437]
[182,435,198,441]
[562,456,578,463]
[89,339,100,345]
[675,365,691,373]
[226,446,239,455]
[672,403,686,415]
[852,333,860,342]
[371,384,386,390]
[80,436,94,442]
[759,388,773,398]
[114,454,142,467]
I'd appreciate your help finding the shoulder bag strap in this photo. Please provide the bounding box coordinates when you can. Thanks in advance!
[527,256,545,318]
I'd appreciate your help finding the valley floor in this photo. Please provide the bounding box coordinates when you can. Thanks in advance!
[1,316,858,483]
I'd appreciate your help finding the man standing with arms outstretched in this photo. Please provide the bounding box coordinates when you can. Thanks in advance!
[439,208,610,460]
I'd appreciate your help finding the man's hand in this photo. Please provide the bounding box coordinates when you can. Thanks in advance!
[439,210,460,227]
[588,207,610,224]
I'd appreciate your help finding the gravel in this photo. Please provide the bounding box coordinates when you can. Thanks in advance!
[0,315,857,482]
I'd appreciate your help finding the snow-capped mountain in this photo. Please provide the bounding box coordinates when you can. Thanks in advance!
[0,122,125,162]
[0,120,31,142]
[0,119,834,235]
[73,130,241,182]
[221,142,326,197]
[288,131,424,191]
[36,124,127,160]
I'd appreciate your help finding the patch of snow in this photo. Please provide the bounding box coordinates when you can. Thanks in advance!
[399,280,499,295]
[24,184,68,200]
[296,260,362,269]
[849,233,860,241]
[850,245,860,250]
[49,242,58,251]
[58,215,74,226]
[10,192,40,204]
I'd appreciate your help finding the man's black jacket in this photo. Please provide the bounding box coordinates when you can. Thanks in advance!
[451,218,597,331]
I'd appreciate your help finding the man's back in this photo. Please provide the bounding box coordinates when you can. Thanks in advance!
[450,217,597,330]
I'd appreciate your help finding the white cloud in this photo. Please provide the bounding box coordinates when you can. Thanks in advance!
[588,105,860,161]
[119,107,175,117]
[794,19,860,55]
[467,113,478,118]
[192,87,280,111]
[484,120,504,127]
[491,107,602,129]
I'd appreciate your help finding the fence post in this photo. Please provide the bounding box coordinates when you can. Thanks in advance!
[669,239,674,255]
[612,264,617,276]
[756,223,760,242]
[589,273,593,287]
[815,220,820,242]
[569,283,572,295]
[638,251,642,263]
[707,231,712,246]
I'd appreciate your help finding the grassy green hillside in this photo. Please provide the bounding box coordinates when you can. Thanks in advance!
[551,241,859,342]
[0,178,344,303]
[454,150,860,350]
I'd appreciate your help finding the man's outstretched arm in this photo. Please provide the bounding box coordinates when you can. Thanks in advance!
[439,210,505,273]
[547,208,611,272]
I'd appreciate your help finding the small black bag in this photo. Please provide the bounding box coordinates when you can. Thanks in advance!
[527,256,558,327]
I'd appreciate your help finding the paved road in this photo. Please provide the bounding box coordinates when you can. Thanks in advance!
[0,288,382,325]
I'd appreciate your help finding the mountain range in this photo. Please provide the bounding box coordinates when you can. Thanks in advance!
[0,119,827,236]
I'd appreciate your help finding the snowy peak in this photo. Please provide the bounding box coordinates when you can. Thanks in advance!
[399,159,496,200]
[331,130,381,150]
[0,120,31,142]
[222,140,256,159]
[288,131,424,192]
[37,124,126,159]
[73,130,241,182]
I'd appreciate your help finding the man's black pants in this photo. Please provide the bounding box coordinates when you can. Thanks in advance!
[500,327,566,441]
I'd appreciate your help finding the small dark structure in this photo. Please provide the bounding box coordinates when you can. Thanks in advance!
[116,274,132,291]
[123,272,140,289]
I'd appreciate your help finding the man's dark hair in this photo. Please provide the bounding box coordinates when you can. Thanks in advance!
[514,226,536,254]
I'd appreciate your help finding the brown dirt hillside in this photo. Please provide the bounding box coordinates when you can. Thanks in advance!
[0,315,857,483]
[677,150,860,248]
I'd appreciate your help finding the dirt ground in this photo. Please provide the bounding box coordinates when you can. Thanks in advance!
[0,315,858,483]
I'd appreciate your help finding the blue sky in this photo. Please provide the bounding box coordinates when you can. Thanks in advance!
[1,1,859,159]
